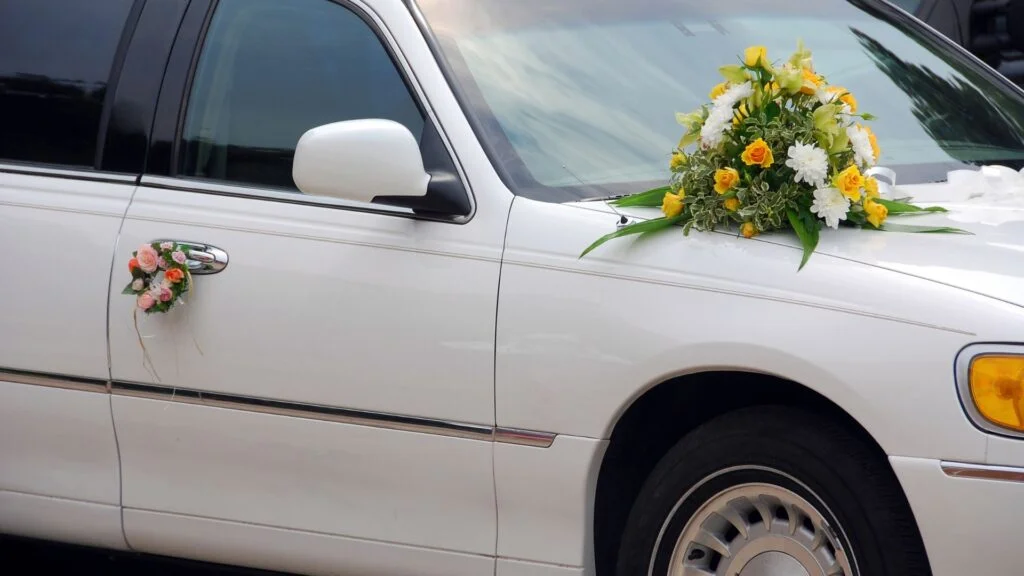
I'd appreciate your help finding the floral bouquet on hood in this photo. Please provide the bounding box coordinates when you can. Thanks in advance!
[581,41,967,269]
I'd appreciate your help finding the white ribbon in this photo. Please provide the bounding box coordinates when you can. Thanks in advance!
[868,164,1024,205]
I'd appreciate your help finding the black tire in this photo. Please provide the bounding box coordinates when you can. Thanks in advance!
[615,405,930,576]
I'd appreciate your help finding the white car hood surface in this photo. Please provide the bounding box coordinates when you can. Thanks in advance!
[570,176,1024,309]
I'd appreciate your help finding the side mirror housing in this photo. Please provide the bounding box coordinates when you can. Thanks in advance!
[293,119,430,204]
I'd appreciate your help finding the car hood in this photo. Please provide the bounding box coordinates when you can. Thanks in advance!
[569,167,1024,308]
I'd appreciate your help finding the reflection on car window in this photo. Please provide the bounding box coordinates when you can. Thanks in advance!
[179,0,424,191]
[0,0,135,167]
[888,0,923,13]
[417,0,1024,202]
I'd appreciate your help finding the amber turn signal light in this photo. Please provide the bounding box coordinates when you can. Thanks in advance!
[969,355,1024,432]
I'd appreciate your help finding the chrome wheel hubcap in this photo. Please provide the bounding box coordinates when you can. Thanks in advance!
[666,483,854,576]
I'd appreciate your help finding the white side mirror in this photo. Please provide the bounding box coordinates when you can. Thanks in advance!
[292,119,430,203]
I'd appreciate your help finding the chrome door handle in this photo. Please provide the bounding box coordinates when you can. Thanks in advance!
[153,240,229,275]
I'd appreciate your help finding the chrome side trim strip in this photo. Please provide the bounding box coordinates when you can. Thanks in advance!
[941,461,1024,483]
[0,162,137,184]
[494,427,557,448]
[111,382,495,442]
[1,369,556,447]
[0,369,108,394]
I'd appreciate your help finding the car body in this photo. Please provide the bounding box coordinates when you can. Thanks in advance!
[3,0,1024,575]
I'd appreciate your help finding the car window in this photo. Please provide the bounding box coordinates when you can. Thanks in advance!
[416,0,1024,202]
[179,0,425,191]
[888,0,923,13]
[0,0,135,168]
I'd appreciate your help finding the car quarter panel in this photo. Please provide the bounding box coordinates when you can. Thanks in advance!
[496,196,1021,464]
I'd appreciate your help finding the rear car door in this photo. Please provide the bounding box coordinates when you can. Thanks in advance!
[105,0,510,574]
[0,0,149,550]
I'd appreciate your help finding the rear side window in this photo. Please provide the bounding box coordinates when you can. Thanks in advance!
[0,0,135,167]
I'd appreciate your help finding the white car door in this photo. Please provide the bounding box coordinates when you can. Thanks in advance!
[0,0,139,552]
[105,0,510,574]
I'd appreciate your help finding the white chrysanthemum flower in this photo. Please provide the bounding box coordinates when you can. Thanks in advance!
[700,106,733,148]
[714,81,754,108]
[810,186,851,229]
[785,141,828,188]
[700,82,753,148]
[847,126,875,167]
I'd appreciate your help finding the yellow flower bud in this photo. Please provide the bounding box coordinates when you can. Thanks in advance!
[863,176,880,198]
[864,197,888,228]
[670,152,687,172]
[661,191,685,218]
[714,168,740,194]
[724,197,740,211]
[741,222,758,238]
[744,45,768,68]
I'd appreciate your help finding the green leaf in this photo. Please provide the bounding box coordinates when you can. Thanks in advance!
[876,223,972,234]
[875,198,948,214]
[121,283,138,295]
[612,186,672,207]
[719,64,750,84]
[787,209,819,270]
[579,215,687,258]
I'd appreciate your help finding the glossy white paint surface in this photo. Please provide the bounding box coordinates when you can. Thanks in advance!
[112,396,496,554]
[497,196,1019,459]
[123,509,494,576]
[293,119,430,202]
[891,456,1024,576]
[0,490,127,551]
[0,171,132,378]
[495,436,606,569]
[0,170,127,549]
[0,382,120,504]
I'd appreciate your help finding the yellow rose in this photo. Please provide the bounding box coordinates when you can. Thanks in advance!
[709,82,729,100]
[864,125,881,161]
[744,45,768,68]
[800,68,822,95]
[670,152,687,172]
[661,191,685,218]
[863,176,879,198]
[864,197,888,228]
[724,197,740,211]
[741,138,775,168]
[714,168,740,194]
[741,222,758,238]
[828,86,857,112]
[835,164,864,200]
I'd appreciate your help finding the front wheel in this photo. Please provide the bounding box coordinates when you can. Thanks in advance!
[615,406,930,576]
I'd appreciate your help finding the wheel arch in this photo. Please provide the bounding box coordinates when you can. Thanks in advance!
[591,369,912,575]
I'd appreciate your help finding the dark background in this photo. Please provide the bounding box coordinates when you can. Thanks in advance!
[0,536,289,575]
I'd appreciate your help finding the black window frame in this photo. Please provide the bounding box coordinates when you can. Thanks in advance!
[145,0,473,221]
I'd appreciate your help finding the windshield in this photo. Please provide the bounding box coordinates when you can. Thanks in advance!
[414,0,1024,202]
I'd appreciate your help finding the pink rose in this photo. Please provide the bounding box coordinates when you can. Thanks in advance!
[137,293,155,310]
[157,283,173,302]
[160,242,174,251]
[158,257,169,270]
[136,245,159,273]
[172,250,187,265]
